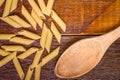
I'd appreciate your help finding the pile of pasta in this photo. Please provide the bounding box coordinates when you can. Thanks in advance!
[0,0,66,80]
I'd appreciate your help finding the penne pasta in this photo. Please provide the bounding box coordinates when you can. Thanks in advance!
[25,65,34,80]
[45,29,53,53]
[28,0,45,19]
[0,34,15,40]
[10,37,34,45]
[40,24,48,48]
[21,5,37,30]
[9,15,31,28]
[31,10,43,28]
[10,0,18,12]
[0,52,16,67]
[18,30,41,40]
[0,0,5,7]
[0,49,11,56]
[41,47,60,66]
[0,17,22,28]
[46,0,54,16]
[51,22,61,43]
[17,47,38,59]
[1,45,26,51]
[31,48,43,68]
[13,57,25,80]
[35,63,42,80]
[51,10,66,32]
[2,0,13,17]
[38,0,48,15]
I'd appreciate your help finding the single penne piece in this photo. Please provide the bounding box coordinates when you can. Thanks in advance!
[0,52,16,67]
[18,30,41,40]
[0,49,11,56]
[0,17,22,28]
[10,37,34,45]
[28,0,45,19]
[0,34,15,40]
[9,15,31,28]
[40,24,48,48]
[10,0,18,12]
[45,29,53,53]
[1,45,26,51]
[38,0,48,15]
[46,0,54,16]
[21,5,37,30]
[17,47,38,59]
[31,10,43,28]
[13,57,25,80]
[25,65,34,80]
[51,10,66,32]
[2,0,13,17]
[35,63,42,80]
[41,47,60,66]
[0,0,5,7]
[31,48,43,68]
[51,22,61,43]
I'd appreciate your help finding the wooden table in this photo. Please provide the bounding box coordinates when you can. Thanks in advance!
[0,0,120,80]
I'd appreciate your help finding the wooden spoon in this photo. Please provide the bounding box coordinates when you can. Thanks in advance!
[55,26,120,78]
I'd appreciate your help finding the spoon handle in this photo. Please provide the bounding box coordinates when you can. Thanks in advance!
[97,26,120,47]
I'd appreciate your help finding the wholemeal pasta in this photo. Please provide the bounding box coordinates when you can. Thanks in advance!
[35,63,42,80]
[1,45,26,51]
[0,52,16,67]
[9,15,31,28]
[0,49,11,56]
[18,30,41,40]
[0,34,15,40]
[0,0,5,7]
[2,0,12,17]
[21,5,37,30]
[31,10,43,28]
[10,37,34,45]
[13,57,25,80]
[10,0,18,12]
[41,47,60,66]
[51,10,66,32]
[46,0,54,16]
[51,22,61,43]
[17,47,38,59]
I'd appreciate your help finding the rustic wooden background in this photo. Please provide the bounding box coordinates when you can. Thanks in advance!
[0,0,120,80]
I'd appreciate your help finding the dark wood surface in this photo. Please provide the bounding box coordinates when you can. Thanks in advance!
[0,0,120,80]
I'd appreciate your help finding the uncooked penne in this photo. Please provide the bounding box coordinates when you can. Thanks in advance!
[1,45,26,51]
[21,5,37,30]
[0,49,11,56]
[0,0,5,7]
[0,17,22,28]
[10,37,34,45]
[10,0,18,12]
[38,0,48,15]
[0,52,16,67]
[35,63,42,80]
[41,47,60,66]
[51,10,66,32]
[18,30,41,40]
[13,57,25,80]
[45,29,53,53]
[25,65,34,80]
[9,15,31,28]
[46,0,54,16]
[51,22,61,43]
[40,24,48,48]
[0,34,15,40]
[31,48,43,68]
[28,0,45,19]
[2,0,13,17]
[17,47,38,59]
[31,10,43,28]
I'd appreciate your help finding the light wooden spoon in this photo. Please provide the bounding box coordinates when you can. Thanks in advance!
[55,26,120,78]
